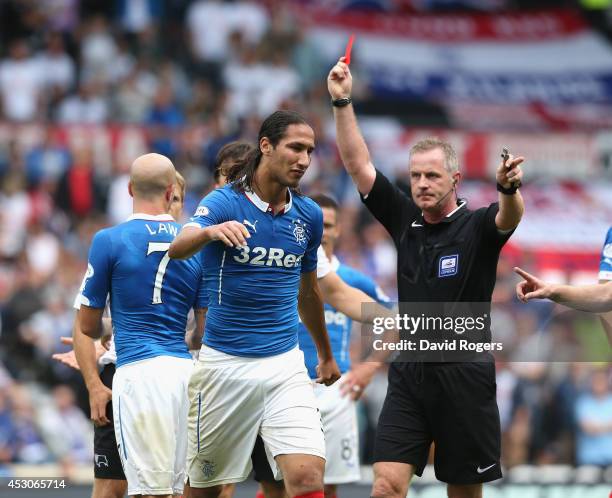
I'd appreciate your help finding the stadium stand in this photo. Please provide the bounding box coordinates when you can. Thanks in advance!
[0,0,609,492]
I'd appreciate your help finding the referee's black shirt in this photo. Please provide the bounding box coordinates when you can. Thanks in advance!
[363,169,513,303]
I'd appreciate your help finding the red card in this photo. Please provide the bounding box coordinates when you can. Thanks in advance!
[344,34,355,65]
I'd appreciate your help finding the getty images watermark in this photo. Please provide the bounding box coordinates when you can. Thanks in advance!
[372,311,503,354]
[360,302,612,363]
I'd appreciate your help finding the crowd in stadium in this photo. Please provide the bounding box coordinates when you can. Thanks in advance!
[0,0,610,480]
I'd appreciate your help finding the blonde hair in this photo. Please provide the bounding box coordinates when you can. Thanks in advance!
[175,171,186,200]
[410,137,459,174]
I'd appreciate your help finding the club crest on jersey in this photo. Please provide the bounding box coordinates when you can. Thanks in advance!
[438,254,459,278]
[292,219,308,246]
[201,460,216,479]
[194,206,209,217]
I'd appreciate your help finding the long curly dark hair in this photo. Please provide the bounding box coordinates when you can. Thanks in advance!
[225,110,308,192]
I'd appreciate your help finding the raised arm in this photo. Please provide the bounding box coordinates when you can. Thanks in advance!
[495,153,525,230]
[327,57,376,196]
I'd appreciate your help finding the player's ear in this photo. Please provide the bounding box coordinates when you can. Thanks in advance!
[452,171,461,187]
[165,184,174,203]
[260,137,272,156]
[128,181,134,198]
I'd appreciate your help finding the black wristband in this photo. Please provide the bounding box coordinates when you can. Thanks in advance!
[332,97,352,107]
[496,181,520,195]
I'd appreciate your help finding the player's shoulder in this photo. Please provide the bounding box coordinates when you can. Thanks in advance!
[204,184,241,207]
[87,225,118,259]
[605,226,612,244]
[91,225,116,244]
[294,193,323,218]
[463,201,495,226]
[205,184,238,201]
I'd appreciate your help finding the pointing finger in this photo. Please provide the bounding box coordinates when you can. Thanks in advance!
[514,267,535,282]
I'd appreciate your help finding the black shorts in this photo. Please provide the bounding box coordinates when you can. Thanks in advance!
[93,364,125,480]
[251,435,277,483]
[374,361,502,485]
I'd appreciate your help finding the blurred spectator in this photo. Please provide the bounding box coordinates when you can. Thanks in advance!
[40,0,80,35]
[37,33,76,112]
[106,162,131,225]
[116,0,163,38]
[147,83,185,157]
[291,26,326,93]
[187,0,269,63]
[8,385,50,464]
[36,385,93,468]
[113,68,155,123]
[56,80,109,124]
[497,361,519,433]
[24,129,71,186]
[55,147,105,218]
[187,0,269,88]
[0,172,31,259]
[185,79,218,123]
[24,224,61,282]
[0,39,44,122]
[79,15,119,85]
[575,368,612,466]
[0,384,15,465]
[223,44,299,119]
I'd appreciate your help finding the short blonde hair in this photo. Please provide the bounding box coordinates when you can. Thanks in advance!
[175,171,186,200]
[410,137,459,174]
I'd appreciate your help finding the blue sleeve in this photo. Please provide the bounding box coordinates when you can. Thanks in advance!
[184,189,234,230]
[195,264,210,309]
[352,272,393,308]
[599,227,612,281]
[81,230,112,309]
[301,204,323,274]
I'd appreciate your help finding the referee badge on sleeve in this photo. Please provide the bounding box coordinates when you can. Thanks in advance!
[438,254,459,278]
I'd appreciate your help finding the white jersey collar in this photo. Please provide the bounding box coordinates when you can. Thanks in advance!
[127,213,175,222]
[330,254,341,272]
[245,188,293,214]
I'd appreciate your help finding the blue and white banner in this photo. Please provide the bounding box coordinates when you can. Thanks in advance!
[302,8,612,105]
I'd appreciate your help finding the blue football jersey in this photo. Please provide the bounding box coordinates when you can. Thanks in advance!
[80,214,207,368]
[600,227,612,281]
[185,185,323,357]
[298,256,391,379]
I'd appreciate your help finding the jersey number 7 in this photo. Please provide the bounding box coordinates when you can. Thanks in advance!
[147,242,171,304]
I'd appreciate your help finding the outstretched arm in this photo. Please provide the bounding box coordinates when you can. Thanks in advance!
[318,270,384,322]
[515,267,612,313]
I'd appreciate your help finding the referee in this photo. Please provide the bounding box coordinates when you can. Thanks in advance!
[327,58,525,498]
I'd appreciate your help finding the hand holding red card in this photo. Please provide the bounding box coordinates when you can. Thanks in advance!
[344,34,355,65]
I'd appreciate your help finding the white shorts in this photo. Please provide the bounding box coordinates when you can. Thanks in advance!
[314,375,361,484]
[112,355,193,496]
[187,345,325,488]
